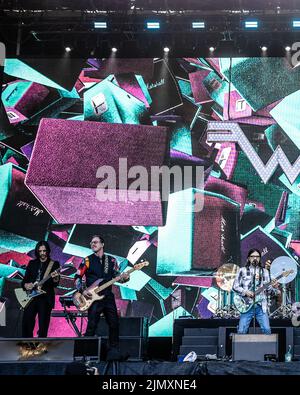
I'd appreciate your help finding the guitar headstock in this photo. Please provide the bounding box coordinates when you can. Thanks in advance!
[59,264,74,272]
[283,269,294,277]
[265,259,272,269]
[133,261,149,270]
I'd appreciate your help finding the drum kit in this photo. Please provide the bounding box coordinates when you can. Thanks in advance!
[214,263,240,318]
[269,256,297,319]
[213,256,298,319]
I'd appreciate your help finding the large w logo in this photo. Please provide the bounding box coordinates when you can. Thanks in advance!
[207,122,300,184]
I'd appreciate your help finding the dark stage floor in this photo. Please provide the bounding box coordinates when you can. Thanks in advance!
[1,360,300,375]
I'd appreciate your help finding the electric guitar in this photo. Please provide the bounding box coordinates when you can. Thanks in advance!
[15,264,72,309]
[72,261,149,312]
[233,269,293,314]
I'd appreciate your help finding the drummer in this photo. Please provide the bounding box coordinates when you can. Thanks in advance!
[266,256,297,316]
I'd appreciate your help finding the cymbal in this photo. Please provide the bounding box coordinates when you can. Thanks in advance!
[215,263,239,291]
[270,256,297,284]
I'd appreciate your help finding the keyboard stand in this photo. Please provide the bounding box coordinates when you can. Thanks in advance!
[54,294,89,337]
[63,305,85,337]
[70,314,83,336]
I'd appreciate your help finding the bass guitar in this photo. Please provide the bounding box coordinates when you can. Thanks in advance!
[72,261,149,312]
[233,269,293,314]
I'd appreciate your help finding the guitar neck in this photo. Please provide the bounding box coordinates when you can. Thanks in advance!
[255,272,284,295]
[95,266,136,293]
[38,267,61,287]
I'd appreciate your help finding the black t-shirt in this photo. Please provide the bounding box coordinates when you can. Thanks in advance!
[77,254,120,296]
[21,258,60,307]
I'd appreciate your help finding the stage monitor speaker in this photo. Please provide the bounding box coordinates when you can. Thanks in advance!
[232,334,278,361]
[96,317,148,338]
[0,337,101,363]
[101,337,147,361]
[0,278,23,337]
[96,317,148,361]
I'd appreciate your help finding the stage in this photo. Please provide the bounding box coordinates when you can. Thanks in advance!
[0,318,299,377]
[1,360,300,375]
[173,318,297,362]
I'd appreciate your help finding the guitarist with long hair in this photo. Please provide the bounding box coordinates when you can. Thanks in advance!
[233,249,280,334]
[74,235,130,350]
[21,240,60,337]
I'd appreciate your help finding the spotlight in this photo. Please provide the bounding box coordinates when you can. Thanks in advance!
[293,20,300,28]
[111,47,118,53]
[209,46,215,52]
[65,46,71,52]
[245,20,258,29]
[147,22,160,29]
[94,22,107,29]
[164,47,170,53]
[285,46,291,51]
[261,46,268,51]
[192,22,205,29]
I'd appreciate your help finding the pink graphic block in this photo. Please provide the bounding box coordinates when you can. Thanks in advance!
[189,70,212,104]
[173,276,213,288]
[25,118,169,225]
[223,90,252,120]
[205,176,248,216]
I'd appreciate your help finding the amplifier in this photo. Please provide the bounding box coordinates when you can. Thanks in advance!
[101,337,147,361]
[232,334,278,361]
[96,317,149,361]
[96,317,148,338]
[0,278,23,337]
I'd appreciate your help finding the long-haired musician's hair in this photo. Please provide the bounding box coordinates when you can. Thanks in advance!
[246,248,263,284]
[34,240,51,259]
[246,248,262,267]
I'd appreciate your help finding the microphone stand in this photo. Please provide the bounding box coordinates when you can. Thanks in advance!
[252,262,261,335]
[252,263,262,335]
[170,293,180,361]
[252,265,256,335]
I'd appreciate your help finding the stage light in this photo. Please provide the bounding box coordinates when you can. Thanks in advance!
[111,47,118,53]
[147,22,160,29]
[94,22,107,29]
[285,46,291,51]
[65,46,71,52]
[261,46,268,51]
[192,22,205,29]
[245,20,258,29]
[209,46,215,52]
[293,20,300,28]
[164,47,170,53]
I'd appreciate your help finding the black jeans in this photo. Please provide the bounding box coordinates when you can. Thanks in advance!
[22,296,52,338]
[85,294,119,348]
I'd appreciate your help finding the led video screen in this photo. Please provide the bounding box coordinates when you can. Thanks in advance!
[1,57,300,336]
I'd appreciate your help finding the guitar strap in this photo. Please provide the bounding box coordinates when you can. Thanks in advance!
[84,257,90,269]
[43,259,55,280]
[104,254,109,275]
